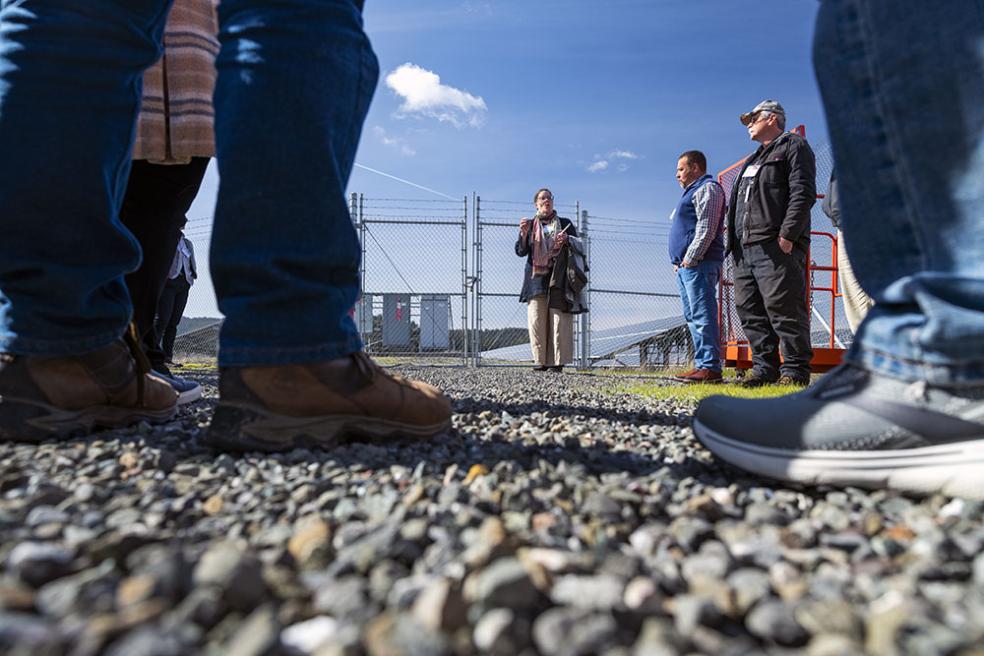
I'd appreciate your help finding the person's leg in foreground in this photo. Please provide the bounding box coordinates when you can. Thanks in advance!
[203,0,450,451]
[0,0,178,441]
[122,158,209,370]
[151,272,202,405]
[124,162,209,406]
[694,0,984,498]
[155,275,191,365]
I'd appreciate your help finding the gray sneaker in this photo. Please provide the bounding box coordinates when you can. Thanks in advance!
[693,364,984,499]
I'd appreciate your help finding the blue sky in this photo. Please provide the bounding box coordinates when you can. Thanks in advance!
[185,0,828,318]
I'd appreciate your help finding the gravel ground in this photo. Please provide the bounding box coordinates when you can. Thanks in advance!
[1,366,983,656]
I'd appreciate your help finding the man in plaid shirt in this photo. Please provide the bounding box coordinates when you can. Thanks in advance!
[669,150,726,383]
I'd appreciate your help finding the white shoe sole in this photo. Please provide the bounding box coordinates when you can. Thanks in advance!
[176,384,202,406]
[693,419,984,500]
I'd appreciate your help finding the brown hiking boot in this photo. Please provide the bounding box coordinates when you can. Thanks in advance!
[205,351,452,452]
[672,368,699,381]
[0,336,177,443]
[777,374,811,388]
[679,368,723,384]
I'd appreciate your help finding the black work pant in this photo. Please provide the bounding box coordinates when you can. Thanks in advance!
[155,275,192,362]
[732,239,813,379]
[120,157,209,368]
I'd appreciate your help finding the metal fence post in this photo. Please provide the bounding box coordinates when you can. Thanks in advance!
[580,209,590,370]
[351,193,365,349]
[474,195,483,367]
[461,195,468,366]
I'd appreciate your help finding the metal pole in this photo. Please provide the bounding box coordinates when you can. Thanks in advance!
[574,201,580,366]
[475,195,483,367]
[580,209,590,370]
[351,193,362,345]
[358,193,367,351]
[461,195,468,366]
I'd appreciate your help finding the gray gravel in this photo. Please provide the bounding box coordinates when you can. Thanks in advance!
[1,365,983,655]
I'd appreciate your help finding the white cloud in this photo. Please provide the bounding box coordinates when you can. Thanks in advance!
[587,148,641,173]
[385,63,487,128]
[373,126,416,156]
[462,1,493,15]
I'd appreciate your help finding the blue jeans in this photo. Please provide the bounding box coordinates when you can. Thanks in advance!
[814,0,984,387]
[0,0,377,366]
[676,260,722,372]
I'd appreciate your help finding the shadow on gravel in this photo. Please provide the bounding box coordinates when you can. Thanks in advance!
[205,431,712,482]
[453,396,684,427]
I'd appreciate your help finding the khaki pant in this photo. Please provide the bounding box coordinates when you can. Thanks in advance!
[837,229,875,333]
[527,296,573,366]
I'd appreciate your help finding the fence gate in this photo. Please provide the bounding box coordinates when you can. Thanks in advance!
[352,194,469,365]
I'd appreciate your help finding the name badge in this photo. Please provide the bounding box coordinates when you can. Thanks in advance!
[742,164,761,178]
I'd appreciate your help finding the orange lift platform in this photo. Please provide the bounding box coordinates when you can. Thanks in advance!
[716,126,846,374]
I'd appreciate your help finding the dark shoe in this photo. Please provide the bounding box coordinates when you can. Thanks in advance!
[740,371,779,388]
[672,368,699,381]
[693,363,984,499]
[549,365,563,373]
[680,369,723,384]
[150,371,203,405]
[205,351,452,452]
[777,374,810,388]
[0,337,177,442]
[533,365,549,372]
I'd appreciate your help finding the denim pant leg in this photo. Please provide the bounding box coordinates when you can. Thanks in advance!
[0,0,173,355]
[211,0,379,366]
[678,263,722,371]
[815,0,984,386]
[675,269,698,364]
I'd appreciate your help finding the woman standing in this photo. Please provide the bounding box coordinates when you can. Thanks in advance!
[516,188,578,371]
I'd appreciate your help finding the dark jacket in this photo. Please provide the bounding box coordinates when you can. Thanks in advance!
[726,131,816,254]
[821,169,839,228]
[515,216,578,303]
[549,235,588,314]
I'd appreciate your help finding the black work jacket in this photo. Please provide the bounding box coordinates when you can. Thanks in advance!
[726,132,817,254]
[515,216,577,303]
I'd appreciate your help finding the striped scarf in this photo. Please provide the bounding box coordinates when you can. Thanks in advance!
[531,211,559,276]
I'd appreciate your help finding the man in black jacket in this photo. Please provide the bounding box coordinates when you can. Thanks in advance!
[727,100,816,387]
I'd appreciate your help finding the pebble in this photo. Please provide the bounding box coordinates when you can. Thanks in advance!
[745,599,808,646]
[466,557,539,610]
[6,542,75,587]
[281,616,339,653]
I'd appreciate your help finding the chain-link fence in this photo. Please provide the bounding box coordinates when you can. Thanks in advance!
[172,138,845,369]
[472,198,585,366]
[171,217,221,362]
[353,195,469,364]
